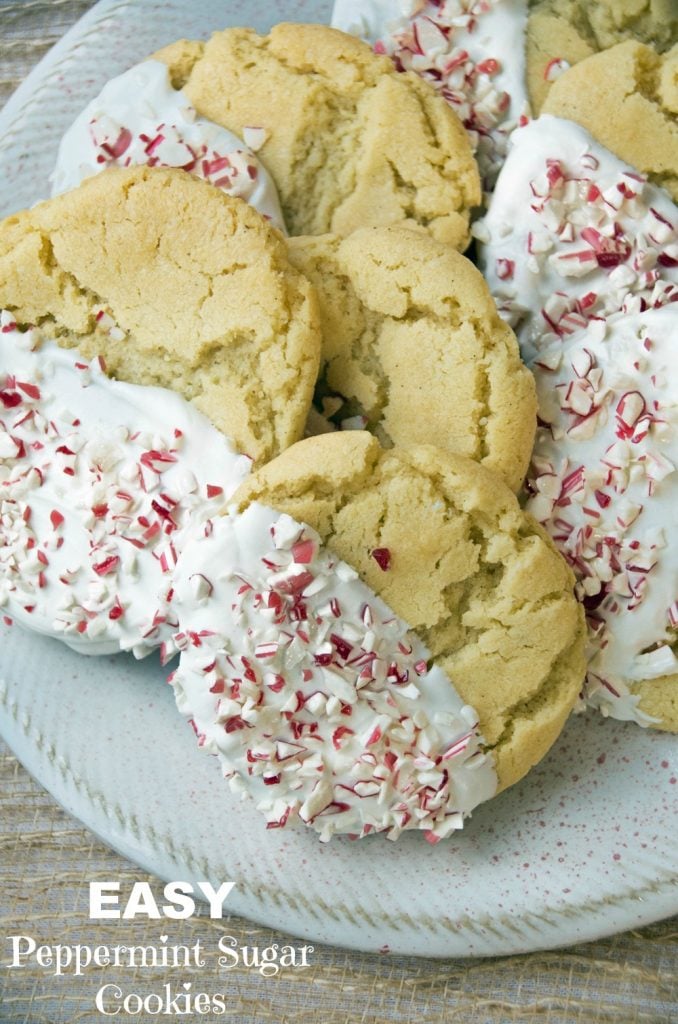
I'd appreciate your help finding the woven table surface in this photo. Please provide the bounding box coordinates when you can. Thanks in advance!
[0,2,677,1022]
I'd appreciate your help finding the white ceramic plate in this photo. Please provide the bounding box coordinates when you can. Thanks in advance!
[1,0,677,958]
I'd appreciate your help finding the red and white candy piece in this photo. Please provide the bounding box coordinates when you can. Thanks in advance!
[50,60,284,231]
[524,307,678,725]
[169,503,497,841]
[476,116,678,364]
[332,0,530,192]
[0,313,250,657]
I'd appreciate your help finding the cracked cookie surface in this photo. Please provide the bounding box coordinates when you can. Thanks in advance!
[0,166,321,465]
[542,41,678,201]
[526,0,677,112]
[287,227,537,493]
[232,431,587,792]
[154,23,480,248]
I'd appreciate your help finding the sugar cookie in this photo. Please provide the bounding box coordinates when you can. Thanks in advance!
[288,226,536,491]
[475,116,678,365]
[0,166,321,464]
[154,23,481,247]
[542,41,678,202]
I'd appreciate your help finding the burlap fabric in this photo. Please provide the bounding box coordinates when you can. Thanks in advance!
[0,3,677,1022]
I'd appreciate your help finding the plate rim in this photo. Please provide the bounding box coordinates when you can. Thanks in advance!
[0,0,134,143]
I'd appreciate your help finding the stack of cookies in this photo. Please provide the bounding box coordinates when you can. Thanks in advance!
[0,4,674,842]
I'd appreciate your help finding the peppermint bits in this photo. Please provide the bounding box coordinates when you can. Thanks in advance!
[371,548,391,572]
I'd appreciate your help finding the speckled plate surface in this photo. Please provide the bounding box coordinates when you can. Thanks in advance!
[0,0,677,959]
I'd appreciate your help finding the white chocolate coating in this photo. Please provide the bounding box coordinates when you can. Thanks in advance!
[51,60,286,232]
[331,0,529,192]
[475,116,678,364]
[524,307,678,724]
[0,315,251,657]
[170,504,497,841]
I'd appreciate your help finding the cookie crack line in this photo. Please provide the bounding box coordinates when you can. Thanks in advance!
[475,354,492,464]
[487,631,585,766]
[412,81,477,204]
[303,96,361,232]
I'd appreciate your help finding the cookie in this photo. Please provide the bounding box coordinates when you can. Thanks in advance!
[153,23,480,248]
[221,432,586,798]
[475,116,678,365]
[526,0,678,112]
[331,0,530,192]
[525,307,678,732]
[0,320,250,657]
[51,60,286,232]
[542,41,678,202]
[287,226,537,492]
[0,165,321,465]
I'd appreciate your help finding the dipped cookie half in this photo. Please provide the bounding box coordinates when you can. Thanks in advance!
[169,432,586,841]
[525,307,678,732]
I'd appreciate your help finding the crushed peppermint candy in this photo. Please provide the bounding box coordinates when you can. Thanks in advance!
[476,116,678,364]
[169,503,497,841]
[50,60,285,232]
[332,0,530,191]
[543,57,570,83]
[371,547,392,571]
[0,315,250,656]
[524,308,677,725]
